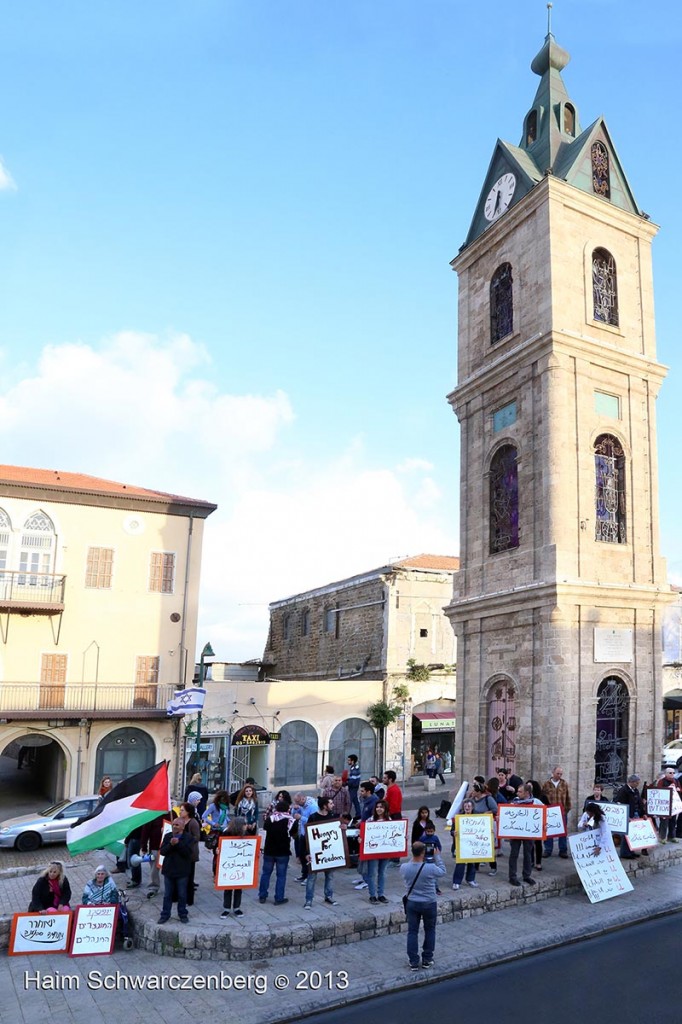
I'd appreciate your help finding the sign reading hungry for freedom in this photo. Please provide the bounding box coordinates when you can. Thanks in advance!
[454,814,495,863]
[646,789,673,817]
[68,905,118,957]
[544,806,567,838]
[215,835,262,889]
[9,912,71,956]
[600,802,629,835]
[306,819,349,872]
[359,818,408,860]
[625,817,658,851]
[496,804,546,840]
[568,831,633,904]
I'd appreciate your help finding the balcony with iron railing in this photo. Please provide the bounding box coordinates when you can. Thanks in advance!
[0,571,66,612]
[0,681,177,718]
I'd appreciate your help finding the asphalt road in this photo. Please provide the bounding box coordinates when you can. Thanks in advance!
[296,910,682,1024]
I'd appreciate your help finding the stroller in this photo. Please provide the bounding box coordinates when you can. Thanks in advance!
[117,888,135,950]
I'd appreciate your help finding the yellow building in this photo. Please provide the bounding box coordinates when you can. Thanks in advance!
[0,464,216,802]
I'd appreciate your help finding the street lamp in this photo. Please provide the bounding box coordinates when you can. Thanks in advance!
[195,642,215,784]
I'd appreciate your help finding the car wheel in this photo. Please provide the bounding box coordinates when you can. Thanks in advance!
[15,832,41,853]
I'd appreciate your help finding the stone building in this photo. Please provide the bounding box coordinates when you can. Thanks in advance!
[0,464,215,806]
[445,29,674,806]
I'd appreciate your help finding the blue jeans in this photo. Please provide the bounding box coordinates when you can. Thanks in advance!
[160,875,188,920]
[367,858,388,898]
[259,855,289,902]
[406,898,437,967]
[452,861,477,885]
[543,834,567,856]
[349,788,361,817]
[305,869,333,903]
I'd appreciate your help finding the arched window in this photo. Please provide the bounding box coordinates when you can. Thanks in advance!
[328,718,376,777]
[490,445,519,553]
[490,263,514,343]
[591,141,610,198]
[95,727,156,785]
[273,720,318,786]
[525,109,537,146]
[592,248,619,327]
[301,609,310,637]
[564,103,575,137]
[487,679,516,779]
[0,508,11,582]
[20,510,55,583]
[594,434,626,543]
[594,677,629,787]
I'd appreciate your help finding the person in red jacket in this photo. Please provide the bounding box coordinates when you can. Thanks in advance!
[383,770,403,819]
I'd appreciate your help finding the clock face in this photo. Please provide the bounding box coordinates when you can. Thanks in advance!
[484,173,517,222]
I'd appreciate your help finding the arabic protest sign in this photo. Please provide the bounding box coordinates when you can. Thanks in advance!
[646,789,673,817]
[568,830,633,904]
[544,806,566,838]
[9,911,71,956]
[672,790,682,816]
[68,905,118,956]
[359,819,408,860]
[600,802,629,835]
[496,804,546,839]
[306,819,349,871]
[454,813,495,863]
[215,835,262,889]
[156,819,173,869]
[625,817,658,851]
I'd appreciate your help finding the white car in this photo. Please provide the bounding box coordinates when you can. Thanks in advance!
[661,739,682,770]
[0,795,100,852]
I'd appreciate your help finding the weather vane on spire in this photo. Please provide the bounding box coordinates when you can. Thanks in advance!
[547,2,553,36]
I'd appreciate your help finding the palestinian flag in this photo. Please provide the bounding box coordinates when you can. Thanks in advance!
[66,761,170,856]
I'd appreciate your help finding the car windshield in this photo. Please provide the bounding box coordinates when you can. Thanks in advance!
[40,800,71,817]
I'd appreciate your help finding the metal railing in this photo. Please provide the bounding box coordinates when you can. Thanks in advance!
[0,571,66,608]
[0,681,176,713]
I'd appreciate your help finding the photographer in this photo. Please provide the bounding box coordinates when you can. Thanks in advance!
[400,840,446,971]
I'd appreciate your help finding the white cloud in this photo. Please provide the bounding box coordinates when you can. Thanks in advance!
[0,332,458,661]
[0,157,17,191]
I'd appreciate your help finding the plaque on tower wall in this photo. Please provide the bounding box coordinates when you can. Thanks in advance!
[593,628,633,663]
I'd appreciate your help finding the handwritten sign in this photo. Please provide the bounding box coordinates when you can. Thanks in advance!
[9,911,71,956]
[497,804,546,840]
[625,817,658,851]
[672,790,682,816]
[68,905,118,957]
[454,814,495,863]
[359,819,408,860]
[544,806,566,838]
[306,819,349,872]
[600,802,629,835]
[647,789,673,817]
[156,819,173,868]
[568,831,633,904]
[215,835,261,889]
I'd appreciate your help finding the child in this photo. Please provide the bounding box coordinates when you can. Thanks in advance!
[221,816,247,918]
[420,820,443,895]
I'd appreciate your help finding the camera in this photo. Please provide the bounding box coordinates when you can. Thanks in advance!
[424,843,435,863]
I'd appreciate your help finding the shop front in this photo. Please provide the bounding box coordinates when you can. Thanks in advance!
[411,708,456,777]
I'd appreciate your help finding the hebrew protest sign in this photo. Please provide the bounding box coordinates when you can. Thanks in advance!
[568,830,633,904]
[646,789,673,817]
[625,817,658,851]
[306,819,349,871]
[9,911,71,956]
[454,813,495,863]
[600,802,629,835]
[68,905,118,956]
[215,835,261,889]
[496,803,546,840]
[359,818,408,860]
[544,806,566,838]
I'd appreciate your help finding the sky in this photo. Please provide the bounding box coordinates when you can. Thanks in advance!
[0,0,680,662]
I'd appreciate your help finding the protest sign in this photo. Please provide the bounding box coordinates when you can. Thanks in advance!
[672,790,682,816]
[156,819,173,868]
[306,819,349,871]
[497,804,546,839]
[9,911,71,956]
[215,835,261,889]
[625,817,658,851]
[359,819,408,860]
[600,802,629,835]
[68,905,118,956]
[454,813,495,863]
[445,781,469,823]
[568,831,633,904]
[646,789,673,817]
[544,806,566,838]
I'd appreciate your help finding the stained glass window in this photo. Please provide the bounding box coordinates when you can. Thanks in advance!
[490,263,513,343]
[592,248,619,327]
[594,434,626,543]
[591,141,610,198]
[490,445,519,553]
[594,677,629,788]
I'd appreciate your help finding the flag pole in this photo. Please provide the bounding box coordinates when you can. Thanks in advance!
[195,642,214,783]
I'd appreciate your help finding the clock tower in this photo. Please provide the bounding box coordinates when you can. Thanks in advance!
[445,26,673,801]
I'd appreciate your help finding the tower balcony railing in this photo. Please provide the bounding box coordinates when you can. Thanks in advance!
[0,571,66,611]
[0,681,177,714]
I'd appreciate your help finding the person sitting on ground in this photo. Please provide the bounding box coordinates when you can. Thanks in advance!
[220,817,248,918]
[28,861,72,913]
[82,865,120,905]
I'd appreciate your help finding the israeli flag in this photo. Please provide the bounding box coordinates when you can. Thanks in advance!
[166,686,207,716]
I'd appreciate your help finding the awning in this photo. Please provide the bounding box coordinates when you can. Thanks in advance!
[664,691,682,711]
[413,712,456,731]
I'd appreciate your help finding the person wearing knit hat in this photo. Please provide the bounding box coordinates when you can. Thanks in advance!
[82,865,120,905]
[182,777,209,815]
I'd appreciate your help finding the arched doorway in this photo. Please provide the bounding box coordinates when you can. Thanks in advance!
[594,676,629,788]
[328,718,376,777]
[486,678,517,778]
[95,727,155,785]
[1,733,66,803]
